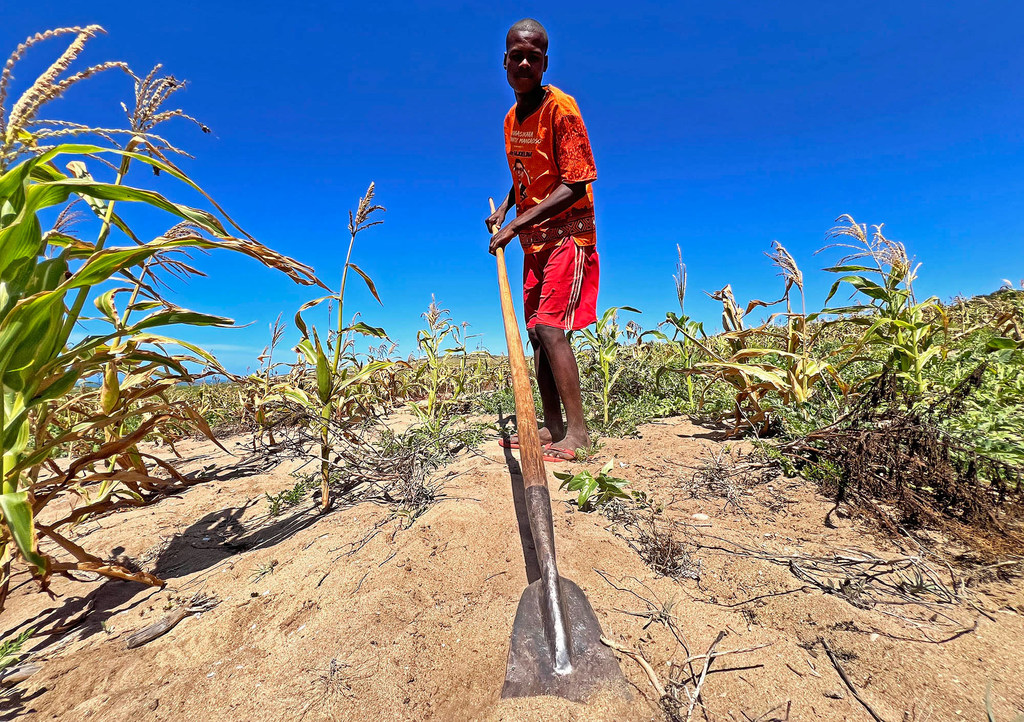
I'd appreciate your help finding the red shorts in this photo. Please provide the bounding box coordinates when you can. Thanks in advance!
[523,238,599,331]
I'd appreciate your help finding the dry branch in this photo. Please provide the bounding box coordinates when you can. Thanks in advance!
[601,635,666,697]
[685,630,727,721]
[821,639,887,722]
[124,593,218,649]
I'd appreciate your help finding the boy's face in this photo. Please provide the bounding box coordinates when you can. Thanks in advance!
[504,31,548,95]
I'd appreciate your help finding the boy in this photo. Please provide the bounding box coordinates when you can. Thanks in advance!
[487,18,599,462]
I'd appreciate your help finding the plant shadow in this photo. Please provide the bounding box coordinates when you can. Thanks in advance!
[0,456,323,716]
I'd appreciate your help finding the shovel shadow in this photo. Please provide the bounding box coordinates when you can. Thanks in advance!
[499,414,541,586]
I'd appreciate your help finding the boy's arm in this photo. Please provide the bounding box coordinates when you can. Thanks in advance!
[485,186,515,231]
[488,181,588,255]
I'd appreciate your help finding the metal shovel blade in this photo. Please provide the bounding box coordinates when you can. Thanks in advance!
[501,576,629,702]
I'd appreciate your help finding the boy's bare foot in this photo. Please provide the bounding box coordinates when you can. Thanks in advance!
[499,424,563,448]
[543,430,590,461]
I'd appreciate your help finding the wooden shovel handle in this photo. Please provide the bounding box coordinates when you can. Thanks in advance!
[490,198,548,489]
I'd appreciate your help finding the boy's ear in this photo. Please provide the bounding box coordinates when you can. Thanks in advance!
[543,55,549,72]
[503,52,509,70]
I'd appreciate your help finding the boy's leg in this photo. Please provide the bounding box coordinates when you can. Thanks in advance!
[529,328,565,444]
[532,324,589,458]
[505,238,597,455]
[503,247,561,447]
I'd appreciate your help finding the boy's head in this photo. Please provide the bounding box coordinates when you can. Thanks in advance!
[504,18,548,95]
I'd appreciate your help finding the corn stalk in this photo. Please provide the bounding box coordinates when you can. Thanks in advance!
[822,216,948,396]
[0,28,323,606]
[0,144,321,605]
[672,244,844,434]
[574,306,641,425]
[289,183,391,511]
[408,297,481,433]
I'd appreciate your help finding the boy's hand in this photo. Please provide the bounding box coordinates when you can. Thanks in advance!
[485,207,507,233]
[489,223,517,255]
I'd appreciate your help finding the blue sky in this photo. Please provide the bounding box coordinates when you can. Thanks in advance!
[5,1,1023,372]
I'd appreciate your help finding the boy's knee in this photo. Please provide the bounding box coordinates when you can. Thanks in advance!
[533,324,566,346]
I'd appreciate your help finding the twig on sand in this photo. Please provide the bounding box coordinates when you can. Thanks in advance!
[821,639,887,722]
[685,630,727,721]
[679,641,772,666]
[600,635,665,697]
[125,592,219,649]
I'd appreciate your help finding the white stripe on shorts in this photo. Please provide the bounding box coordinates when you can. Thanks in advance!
[566,242,585,329]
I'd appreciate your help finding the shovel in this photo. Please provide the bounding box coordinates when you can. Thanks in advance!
[489,199,627,702]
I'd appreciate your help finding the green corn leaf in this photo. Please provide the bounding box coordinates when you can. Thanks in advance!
[0,214,43,277]
[29,367,80,405]
[0,491,48,575]
[986,336,1020,352]
[821,264,883,274]
[126,309,233,334]
[295,338,317,365]
[316,345,332,403]
[345,321,388,338]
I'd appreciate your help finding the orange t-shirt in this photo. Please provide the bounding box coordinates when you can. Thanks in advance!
[504,85,597,254]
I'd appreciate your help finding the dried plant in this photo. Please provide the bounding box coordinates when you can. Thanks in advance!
[670,246,843,435]
[0,26,127,168]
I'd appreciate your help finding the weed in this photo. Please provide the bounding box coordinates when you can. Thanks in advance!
[249,560,278,584]
[0,628,34,674]
[554,460,632,510]
[265,476,318,516]
[628,518,700,580]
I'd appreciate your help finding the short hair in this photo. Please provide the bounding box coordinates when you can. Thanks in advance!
[506,18,548,52]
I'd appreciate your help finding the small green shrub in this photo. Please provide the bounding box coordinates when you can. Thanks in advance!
[555,460,632,511]
[0,627,34,676]
[265,476,318,516]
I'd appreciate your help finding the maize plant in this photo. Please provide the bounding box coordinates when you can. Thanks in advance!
[409,298,480,433]
[573,306,641,425]
[287,183,393,510]
[673,243,844,434]
[655,246,708,407]
[0,145,321,604]
[822,216,948,396]
[0,28,321,608]
[242,314,296,447]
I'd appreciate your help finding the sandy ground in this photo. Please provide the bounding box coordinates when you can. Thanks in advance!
[2,416,1022,721]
